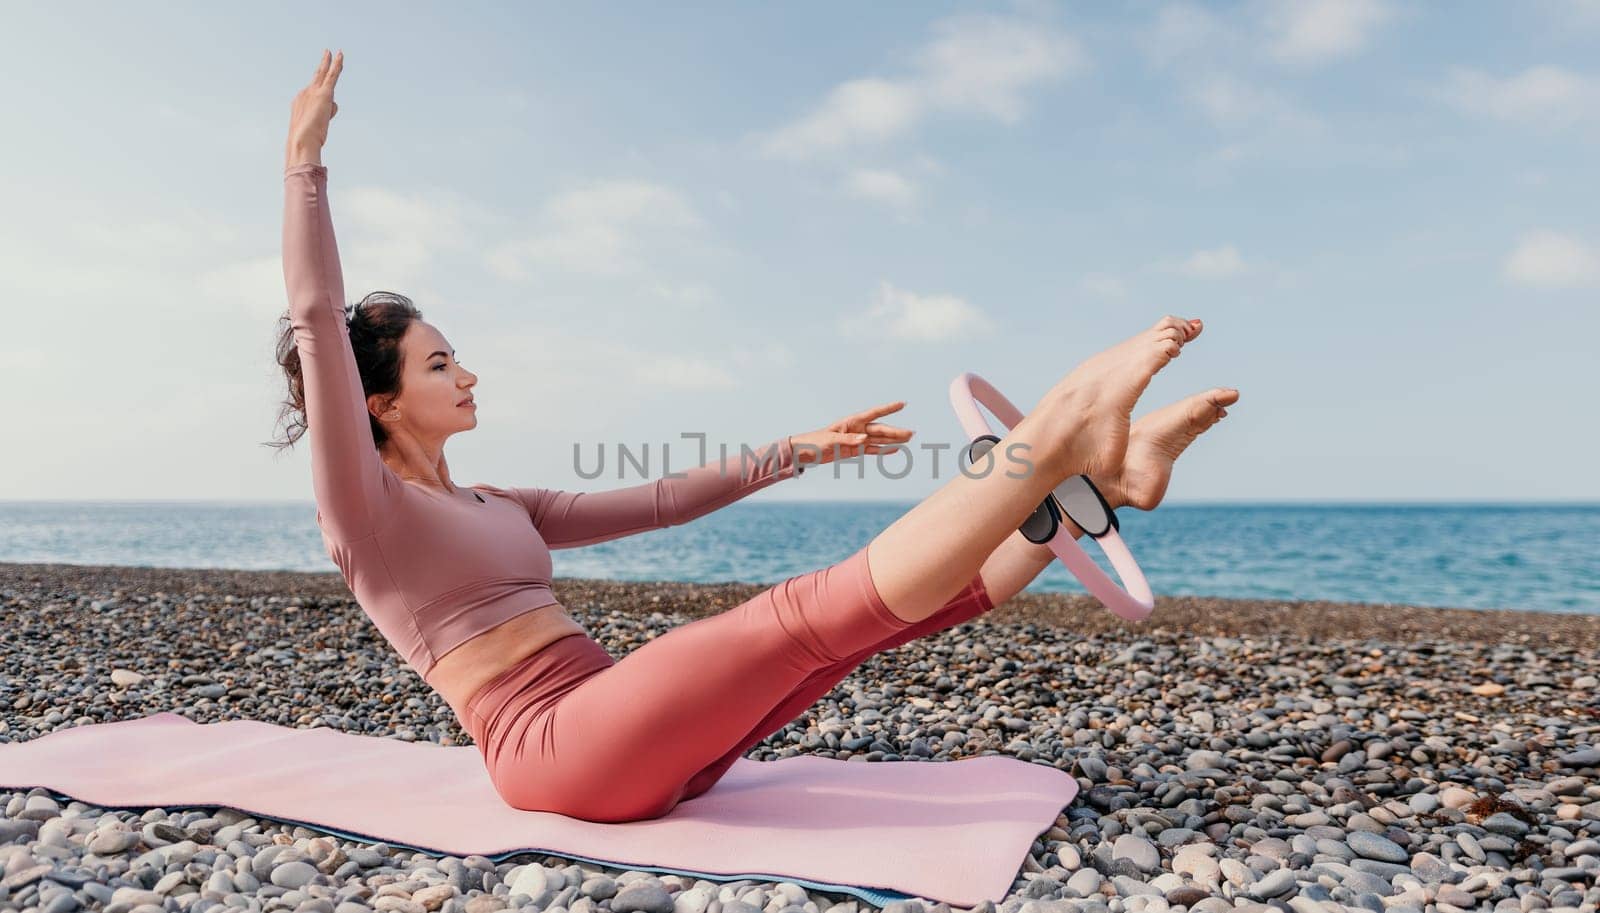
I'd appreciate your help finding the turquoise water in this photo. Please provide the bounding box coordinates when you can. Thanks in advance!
[0,501,1596,614]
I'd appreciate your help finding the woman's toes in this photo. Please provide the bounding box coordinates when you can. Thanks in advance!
[1117,384,1236,510]
[1152,314,1203,340]
[1210,387,1241,409]
[1185,389,1238,430]
[1150,315,1188,338]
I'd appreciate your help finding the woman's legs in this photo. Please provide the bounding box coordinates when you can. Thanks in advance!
[491,544,941,821]
[673,379,1242,800]
[677,534,1031,800]
[488,317,1201,821]
[865,315,1201,624]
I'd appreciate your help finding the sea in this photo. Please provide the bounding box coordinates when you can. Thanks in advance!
[0,501,1596,615]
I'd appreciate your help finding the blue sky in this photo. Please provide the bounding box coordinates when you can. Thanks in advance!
[2,1,1597,504]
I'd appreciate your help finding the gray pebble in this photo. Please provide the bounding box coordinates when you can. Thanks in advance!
[1559,747,1600,767]
[1248,868,1298,898]
[1340,872,1395,897]
[1111,835,1160,873]
[1406,793,1440,815]
[1349,859,1413,881]
[612,882,674,913]
[1346,831,1409,863]
[1481,812,1530,836]
[1066,869,1102,898]
[271,861,321,890]
[1109,875,1162,897]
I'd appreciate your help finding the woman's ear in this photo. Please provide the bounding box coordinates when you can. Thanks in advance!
[369,393,397,422]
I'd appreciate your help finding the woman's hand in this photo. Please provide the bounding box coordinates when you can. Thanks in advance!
[791,401,914,468]
[285,49,343,169]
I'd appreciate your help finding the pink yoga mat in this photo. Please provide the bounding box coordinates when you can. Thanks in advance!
[0,713,1079,906]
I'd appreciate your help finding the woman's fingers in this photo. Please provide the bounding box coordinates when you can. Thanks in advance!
[833,430,910,450]
[835,401,907,434]
[310,49,342,90]
[844,400,905,425]
[863,422,912,439]
[826,424,911,444]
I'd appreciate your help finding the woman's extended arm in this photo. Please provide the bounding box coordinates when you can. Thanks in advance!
[284,162,396,542]
[282,51,394,542]
[504,436,801,548]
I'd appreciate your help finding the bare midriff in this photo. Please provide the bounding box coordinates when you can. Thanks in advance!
[430,601,590,730]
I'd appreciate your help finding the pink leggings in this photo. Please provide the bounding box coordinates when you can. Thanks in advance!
[464,543,994,823]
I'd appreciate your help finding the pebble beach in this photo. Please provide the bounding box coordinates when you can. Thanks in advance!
[3,560,1599,913]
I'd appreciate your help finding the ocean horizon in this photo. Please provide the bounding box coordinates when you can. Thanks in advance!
[3,500,1596,616]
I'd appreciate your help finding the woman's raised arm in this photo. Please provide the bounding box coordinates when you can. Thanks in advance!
[283,51,396,542]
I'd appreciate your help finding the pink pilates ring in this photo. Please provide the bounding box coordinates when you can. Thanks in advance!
[949,372,1155,622]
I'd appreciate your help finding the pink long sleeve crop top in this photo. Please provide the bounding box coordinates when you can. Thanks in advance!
[283,162,802,683]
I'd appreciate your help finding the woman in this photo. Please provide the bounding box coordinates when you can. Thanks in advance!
[273,51,1239,823]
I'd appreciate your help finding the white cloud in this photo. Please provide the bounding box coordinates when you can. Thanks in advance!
[633,352,739,391]
[1146,1,1390,70]
[69,210,242,259]
[479,327,738,410]
[1504,231,1600,288]
[1081,274,1129,298]
[915,14,1085,122]
[908,152,948,176]
[487,180,704,279]
[838,281,995,342]
[1262,0,1393,66]
[1172,245,1248,279]
[1438,65,1600,126]
[196,255,287,321]
[1188,74,1321,132]
[729,342,797,371]
[846,168,919,208]
[341,186,470,279]
[1143,3,1232,66]
[650,282,717,307]
[190,183,473,326]
[0,202,246,303]
[1543,0,1600,27]
[1141,7,1330,164]
[0,191,356,498]
[757,79,922,161]
[1189,75,1269,125]
[757,13,1082,160]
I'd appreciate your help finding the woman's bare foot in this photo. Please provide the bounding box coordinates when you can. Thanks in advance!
[1041,315,1204,482]
[1108,387,1239,510]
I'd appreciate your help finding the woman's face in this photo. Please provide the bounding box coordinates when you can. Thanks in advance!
[379,320,478,440]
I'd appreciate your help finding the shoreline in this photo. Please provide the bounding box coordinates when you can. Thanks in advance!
[3,559,1598,652]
